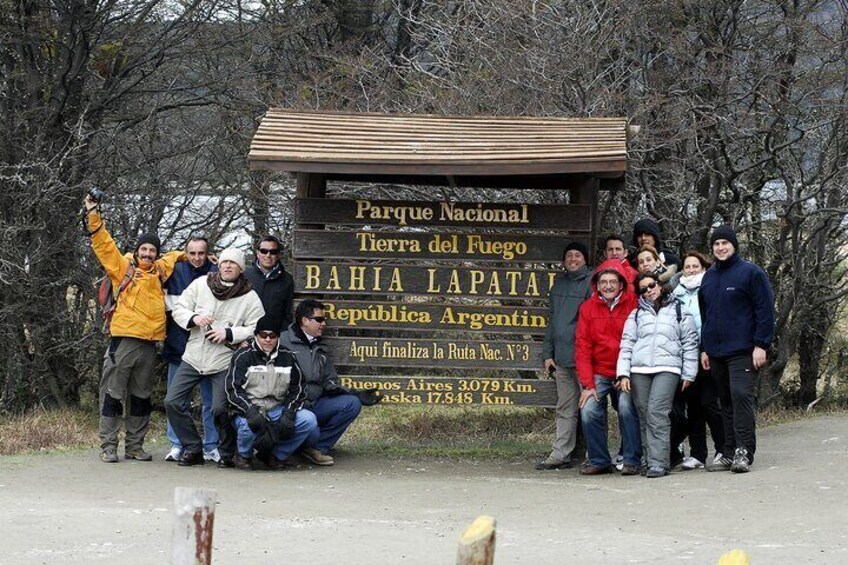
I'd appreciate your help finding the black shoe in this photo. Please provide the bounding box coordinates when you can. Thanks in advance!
[233,453,254,471]
[178,450,205,467]
[256,452,287,471]
[217,457,235,469]
[646,466,669,478]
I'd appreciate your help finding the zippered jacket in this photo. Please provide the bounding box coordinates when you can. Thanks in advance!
[224,338,306,416]
[617,297,700,381]
[541,266,593,368]
[245,262,295,335]
[574,262,638,388]
[699,253,775,357]
[172,275,265,374]
[162,260,216,363]
[87,211,183,341]
[279,325,347,406]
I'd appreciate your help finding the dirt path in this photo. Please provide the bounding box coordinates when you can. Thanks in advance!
[1,415,846,564]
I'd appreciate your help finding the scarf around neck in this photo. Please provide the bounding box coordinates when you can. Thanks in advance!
[206,272,252,301]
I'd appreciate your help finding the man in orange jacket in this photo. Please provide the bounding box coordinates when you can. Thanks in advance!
[84,194,184,463]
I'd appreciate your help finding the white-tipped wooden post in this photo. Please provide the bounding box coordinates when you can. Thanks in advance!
[172,487,217,565]
[456,515,496,565]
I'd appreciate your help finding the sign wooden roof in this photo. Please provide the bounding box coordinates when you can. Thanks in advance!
[249,110,628,177]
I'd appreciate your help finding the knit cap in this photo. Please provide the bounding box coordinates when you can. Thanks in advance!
[564,241,589,263]
[710,225,739,250]
[136,233,161,254]
[218,247,245,271]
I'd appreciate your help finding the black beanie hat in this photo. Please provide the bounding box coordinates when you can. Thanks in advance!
[254,316,279,336]
[564,241,589,263]
[136,233,161,254]
[710,225,739,250]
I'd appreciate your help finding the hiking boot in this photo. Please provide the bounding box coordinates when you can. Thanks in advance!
[681,456,704,470]
[164,447,182,462]
[178,450,205,467]
[620,464,641,476]
[100,449,119,463]
[731,448,751,473]
[233,453,254,471]
[301,447,335,466]
[646,466,669,478]
[203,448,221,463]
[256,452,287,471]
[124,448,153,461]
[707,453,732,472]
[580,464,613,476]
[535,456,571,470]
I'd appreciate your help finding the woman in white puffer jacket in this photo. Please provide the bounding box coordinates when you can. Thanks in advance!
[617,272,699,478]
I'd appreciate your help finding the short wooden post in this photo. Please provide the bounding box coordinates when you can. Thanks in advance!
[172,487,217,565]
[456,515,496,565]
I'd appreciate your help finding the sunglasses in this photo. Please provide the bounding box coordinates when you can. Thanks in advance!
[637,281,659,295]
[307,316,327,324]
[256,331,278,339]
[257,248,280,255]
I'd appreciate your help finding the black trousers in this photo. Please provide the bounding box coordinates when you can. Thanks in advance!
[709,353,757,463]
[684,364,725,462]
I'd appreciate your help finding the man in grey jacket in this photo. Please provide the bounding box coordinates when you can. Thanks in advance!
[280,298,363,466]
[537,242,593,470]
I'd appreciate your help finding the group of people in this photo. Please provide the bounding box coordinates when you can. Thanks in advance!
[84,194,375,470]
[540,219,775,477]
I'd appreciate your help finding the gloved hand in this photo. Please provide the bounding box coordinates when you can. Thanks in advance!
[356,388,383,407]
[277,410,296,440]
[253,427,276,455]
[245,406,268,434]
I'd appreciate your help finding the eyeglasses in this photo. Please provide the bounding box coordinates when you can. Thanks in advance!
[256,331,278,339]
[637,282,659,295]
[257,248,280,255]
[307,316,326,324]
[598,280,620,289]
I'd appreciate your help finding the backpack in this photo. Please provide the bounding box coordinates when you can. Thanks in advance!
[96,262,165,334]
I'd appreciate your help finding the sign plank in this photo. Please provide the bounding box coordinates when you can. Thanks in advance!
[312,300,548,335]
[324,337,542,370]
[294,262,558,298]
[338,375,556,407]
[294,229,586,262]
[295,198,591,230]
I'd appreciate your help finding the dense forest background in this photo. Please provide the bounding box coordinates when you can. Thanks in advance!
[1,0,846,413]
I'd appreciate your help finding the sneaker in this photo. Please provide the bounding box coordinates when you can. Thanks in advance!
[613,453,624,471]
[203,449,221,463]
[125,448,153,461]
[681,456,705,470]
[646,466,669,478]
[707,453,732,472]
[100,449,118,463]
[164,447,182,462]
[535,456,571,470]
[731,448,751,473]
[301,447,335,466]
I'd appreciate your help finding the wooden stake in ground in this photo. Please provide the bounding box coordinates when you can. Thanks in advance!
[172,487,217,565]
[457,515,496,565]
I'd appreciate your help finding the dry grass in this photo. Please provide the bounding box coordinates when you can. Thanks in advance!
[0,408,100,455]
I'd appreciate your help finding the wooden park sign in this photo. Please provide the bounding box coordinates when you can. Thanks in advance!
[292,196,591,408]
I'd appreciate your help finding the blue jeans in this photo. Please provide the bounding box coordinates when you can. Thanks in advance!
[166,362,218,452]
[580,375,642,468]
[234,406,318,460]
[306,394,362,452]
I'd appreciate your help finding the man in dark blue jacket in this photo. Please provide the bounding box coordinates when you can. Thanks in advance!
[699,225,774,473]
[162,237,218,462]
[244,235,294,335]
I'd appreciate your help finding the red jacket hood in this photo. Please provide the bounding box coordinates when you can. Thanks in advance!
[591,259,633,294]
